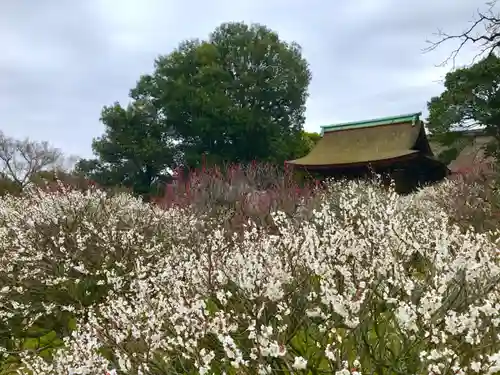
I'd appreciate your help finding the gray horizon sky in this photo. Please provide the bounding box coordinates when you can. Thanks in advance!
[0,0,488,159]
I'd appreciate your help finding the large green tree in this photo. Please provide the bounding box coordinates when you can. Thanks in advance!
[427,54,500,161]
[77,22,311,198]
[132,22,312,168]
[75,100,178,198]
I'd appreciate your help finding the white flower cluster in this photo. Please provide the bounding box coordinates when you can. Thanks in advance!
[0,181,499,374]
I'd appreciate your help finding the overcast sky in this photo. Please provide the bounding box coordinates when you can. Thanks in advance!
[0,0,488,158]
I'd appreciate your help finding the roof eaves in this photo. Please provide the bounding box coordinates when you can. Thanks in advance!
[321,112,422,134]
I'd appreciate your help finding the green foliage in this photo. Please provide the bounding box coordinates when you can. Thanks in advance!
[292,131,321,159]
[77,22,312,199]
[132,21,312,167]
[75,100,178,199]
[427,54,500,159]
[0,176,21,197]
[303,131,321,146]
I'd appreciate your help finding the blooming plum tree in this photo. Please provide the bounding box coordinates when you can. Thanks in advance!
[0,179,498,374]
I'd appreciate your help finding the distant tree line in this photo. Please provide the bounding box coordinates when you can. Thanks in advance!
[73,22,320,199]
[8,5,500,199]
[1,22,322,199]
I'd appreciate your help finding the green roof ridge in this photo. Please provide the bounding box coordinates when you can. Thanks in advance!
[321,112,421,133]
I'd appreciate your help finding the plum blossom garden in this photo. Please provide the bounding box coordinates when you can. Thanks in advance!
[0,165,499,375]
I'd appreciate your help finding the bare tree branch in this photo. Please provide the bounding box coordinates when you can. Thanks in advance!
[0,131,64,188]
[424,1,500,67]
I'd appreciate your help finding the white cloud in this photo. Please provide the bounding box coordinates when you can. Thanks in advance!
[0,0,490,157]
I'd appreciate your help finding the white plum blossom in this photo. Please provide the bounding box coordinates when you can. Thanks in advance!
[0,180,497,374]
[292,356,308,370]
